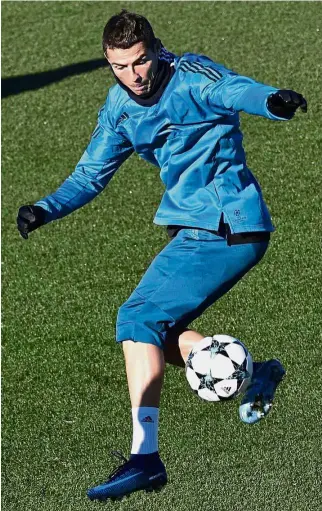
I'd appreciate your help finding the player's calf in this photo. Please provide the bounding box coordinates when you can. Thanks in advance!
[164,329,205,368]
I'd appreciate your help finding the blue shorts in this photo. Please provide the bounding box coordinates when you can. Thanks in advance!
[116,228,269,349]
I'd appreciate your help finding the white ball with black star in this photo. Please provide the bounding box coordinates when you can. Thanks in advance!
[185,335,253,401]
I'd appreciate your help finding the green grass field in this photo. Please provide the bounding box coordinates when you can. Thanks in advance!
[2,1,322,510]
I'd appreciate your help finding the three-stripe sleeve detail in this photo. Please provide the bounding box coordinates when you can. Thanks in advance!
[180,60,223,82]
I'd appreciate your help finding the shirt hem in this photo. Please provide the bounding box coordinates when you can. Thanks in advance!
[153,216,275,234]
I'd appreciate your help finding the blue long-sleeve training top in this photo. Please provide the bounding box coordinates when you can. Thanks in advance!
[36,50,289,234]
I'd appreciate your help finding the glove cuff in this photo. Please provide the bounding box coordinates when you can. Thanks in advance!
[32,205,47,226]
[267,93,293,120]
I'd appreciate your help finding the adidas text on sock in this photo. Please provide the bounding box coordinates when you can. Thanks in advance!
[131,407,159,455]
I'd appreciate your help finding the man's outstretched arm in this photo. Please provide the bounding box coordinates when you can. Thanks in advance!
[17,105,134,239]
[204,72,307,120]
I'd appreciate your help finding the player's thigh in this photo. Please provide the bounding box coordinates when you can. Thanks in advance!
[117,228,268,344]
[116,229,204,347]
[139,228,268,321]
[175,232,269,327]
[124,228,202,303]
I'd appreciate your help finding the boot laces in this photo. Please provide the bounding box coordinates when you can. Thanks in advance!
[106,450,129,481]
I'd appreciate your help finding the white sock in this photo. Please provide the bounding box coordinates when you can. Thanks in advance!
[130,407,159,454]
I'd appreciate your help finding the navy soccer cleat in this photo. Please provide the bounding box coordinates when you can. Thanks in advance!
[239,359,286,424]
[87,450,167,502]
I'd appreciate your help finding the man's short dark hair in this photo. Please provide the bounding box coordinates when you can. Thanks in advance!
[102,10,156,54]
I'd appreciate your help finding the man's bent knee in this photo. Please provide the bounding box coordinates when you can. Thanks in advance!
[115,292,176,350]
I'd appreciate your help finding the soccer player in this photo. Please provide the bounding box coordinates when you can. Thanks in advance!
[17,10,307,502]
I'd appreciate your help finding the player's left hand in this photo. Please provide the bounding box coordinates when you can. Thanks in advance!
[267,89,307,119]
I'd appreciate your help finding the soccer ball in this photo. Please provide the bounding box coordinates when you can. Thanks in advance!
[185,334,253,402]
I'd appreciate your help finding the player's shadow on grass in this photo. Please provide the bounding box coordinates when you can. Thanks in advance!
[1,58,107,98]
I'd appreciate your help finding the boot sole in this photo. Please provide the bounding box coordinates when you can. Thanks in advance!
[88,476,167,502]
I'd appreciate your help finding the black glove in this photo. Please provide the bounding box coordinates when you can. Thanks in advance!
[17,205,46,239]
[267,89,307,119]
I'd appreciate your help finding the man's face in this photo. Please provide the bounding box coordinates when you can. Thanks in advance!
[105,41,160,96]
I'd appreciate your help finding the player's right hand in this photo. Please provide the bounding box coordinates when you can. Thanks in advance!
[17,205,46,239]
